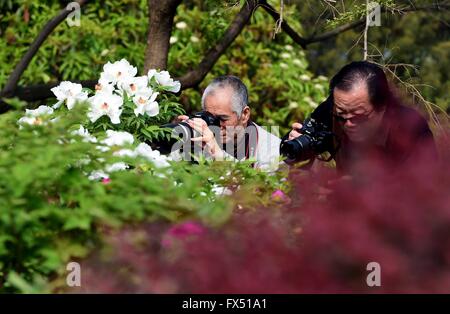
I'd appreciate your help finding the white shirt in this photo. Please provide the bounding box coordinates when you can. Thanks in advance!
[248,123,282,171]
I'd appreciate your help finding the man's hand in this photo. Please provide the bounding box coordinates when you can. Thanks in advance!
[288,122,303,140]
[173,115,189,123]
[187,118,224,160]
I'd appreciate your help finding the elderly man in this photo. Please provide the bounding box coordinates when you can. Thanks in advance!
[284,61,437,174]
[172,75,281,171]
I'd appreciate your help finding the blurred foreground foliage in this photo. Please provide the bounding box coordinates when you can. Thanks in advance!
[0,105,287,292]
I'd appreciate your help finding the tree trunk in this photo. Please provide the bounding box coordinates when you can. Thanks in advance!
[143,0,182,74]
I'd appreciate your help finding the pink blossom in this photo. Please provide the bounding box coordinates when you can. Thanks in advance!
[161,221,206,248]
[271,189,287,201]
[168,221,205,237]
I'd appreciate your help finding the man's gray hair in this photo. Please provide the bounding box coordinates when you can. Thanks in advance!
[201,75,249,118]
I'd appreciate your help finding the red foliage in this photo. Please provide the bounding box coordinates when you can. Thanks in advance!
[76,133,450,293]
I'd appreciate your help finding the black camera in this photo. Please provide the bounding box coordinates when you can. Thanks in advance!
[154,111,221,155]
[280,117,335,164]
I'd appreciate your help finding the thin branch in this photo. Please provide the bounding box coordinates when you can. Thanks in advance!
[363,0,369,60]
[260,1,450,48]
[273,0,284,38]
[176,0,259,89]
[345,28,365,57]
[259,0,308,48]
[380,62,449,133]
[0,0,88,98]
[306,18,366,44]
[2,0,449,111]
[388,2,450,14]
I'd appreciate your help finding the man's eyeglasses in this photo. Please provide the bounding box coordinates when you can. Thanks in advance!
[333,109,374,124]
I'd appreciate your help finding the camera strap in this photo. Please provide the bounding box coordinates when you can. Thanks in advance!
[245,121,259,167]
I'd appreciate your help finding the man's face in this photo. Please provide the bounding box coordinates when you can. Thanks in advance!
[203,87,248,144]
[333,83,385,143]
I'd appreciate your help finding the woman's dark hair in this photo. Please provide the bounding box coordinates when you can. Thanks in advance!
[329,61,393,111]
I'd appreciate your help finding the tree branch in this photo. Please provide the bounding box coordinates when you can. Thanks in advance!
[307,19,366,44]
[394,3,450,14]
[259,1,450,48]
[14,80,97,103]
[259,0,308,48]
[144,0,182,73]
[0,80,97,114]
[0,0,88,99]
[176,0,259,89]
[1,1,449,113]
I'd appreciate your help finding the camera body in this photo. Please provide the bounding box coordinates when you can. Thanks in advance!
[189,111,221,127]
[155,111,221,155]
[280,117,335,164]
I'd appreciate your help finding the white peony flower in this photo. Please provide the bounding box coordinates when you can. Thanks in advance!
[72,125,97,143]
[51,81,88,110]
[100,59,137,86]
[148,70,181,93]
[175,21,187,29]
[190,35,199,43]
[96,145,110,153]
[293,59,304,67]
[75,157,91,167]
[87,92,123,124]
[105,162,129,172]
[18,105,54,126]
[18,116,39,126]
[304,96,317,108]
[314,83,325,90]
[134,142,153,157]
[133,89,159,117]
[102,130,134,147]
[211,184,233,196]
[169,36,178,44]
[299,74,311,81]
[94,79,115,95]
[288,101,299,109]
[88,161,128,181]
[113,148,137,158]
[147,69,157,81]
[88,170,109,181]
[119,76,149,96]
[285,44,294,51]
[135,143,170,168]
[28,105,54,116]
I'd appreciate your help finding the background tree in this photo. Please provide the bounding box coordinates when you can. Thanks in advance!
[0,0,448,129]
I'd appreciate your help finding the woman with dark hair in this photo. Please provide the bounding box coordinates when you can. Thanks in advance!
[286,61,438,174]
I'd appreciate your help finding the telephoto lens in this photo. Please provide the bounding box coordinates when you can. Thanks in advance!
[280,117,336,164]
[280,118,317,163]
[152,111,221,156]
